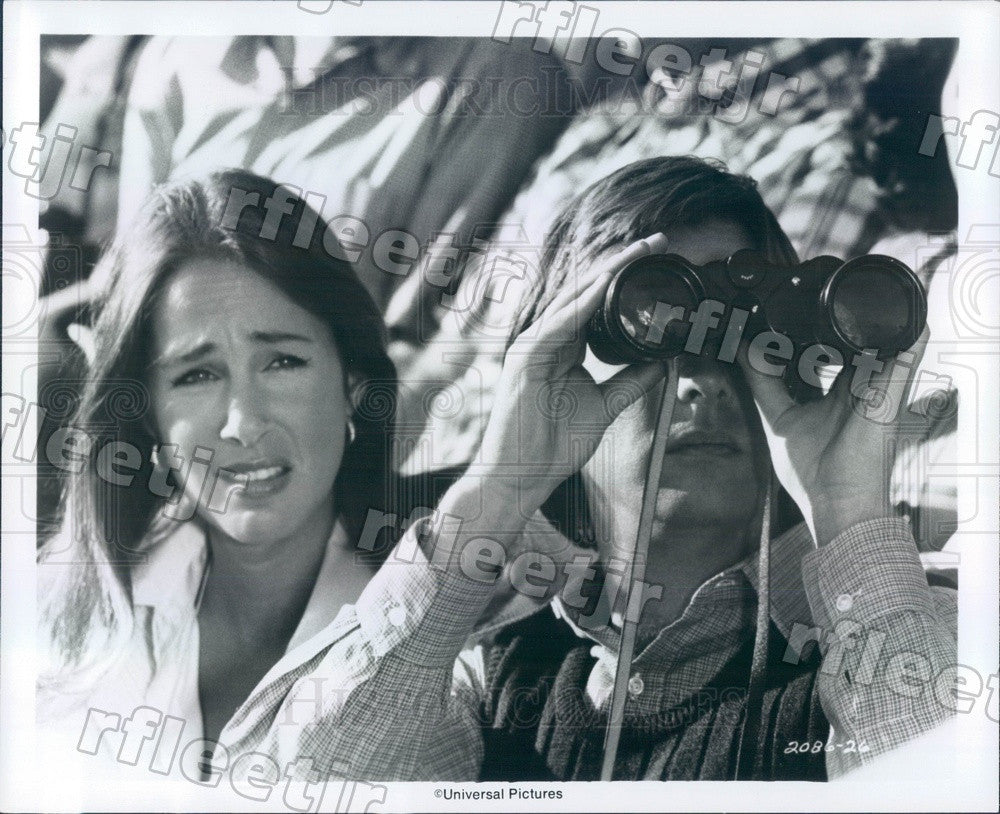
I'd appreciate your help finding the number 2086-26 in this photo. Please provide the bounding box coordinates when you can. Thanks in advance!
[784,738,871,755]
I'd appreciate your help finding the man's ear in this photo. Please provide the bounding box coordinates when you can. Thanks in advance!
[66,322,97,367]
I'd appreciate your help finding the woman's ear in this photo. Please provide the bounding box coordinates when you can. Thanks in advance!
[346,372,365,415]
[139,408,160,445]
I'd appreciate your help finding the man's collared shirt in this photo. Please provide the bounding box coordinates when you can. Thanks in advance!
[219,513,956,781]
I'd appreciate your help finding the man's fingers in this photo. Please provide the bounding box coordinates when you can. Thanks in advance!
[523,234,670,363]
[544,233,669,318]
[735,339,796,426]
[542,235,668,344]
[868,325,932,410]
[830,362,858,407]
[597,361,670,421]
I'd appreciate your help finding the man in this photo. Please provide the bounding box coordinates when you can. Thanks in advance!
[218,157,956,782]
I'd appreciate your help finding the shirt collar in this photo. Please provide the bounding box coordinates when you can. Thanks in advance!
[130,520,209,610]
[130,517,352,654]
[551,555,758,670]
[482,517,818,669]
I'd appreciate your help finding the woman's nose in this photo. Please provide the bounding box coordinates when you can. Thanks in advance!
[219,382,268,447]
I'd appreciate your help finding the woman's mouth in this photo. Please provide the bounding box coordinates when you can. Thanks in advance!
[216,462,292,497]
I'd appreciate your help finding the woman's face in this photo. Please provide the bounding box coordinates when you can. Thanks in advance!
[148,258,349,547]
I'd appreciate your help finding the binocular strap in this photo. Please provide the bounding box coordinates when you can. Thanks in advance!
[734,478,774,781]
[600,363,680,781]
[598,363,776,781]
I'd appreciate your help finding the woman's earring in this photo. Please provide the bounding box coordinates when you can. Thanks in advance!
[346,418,357,445]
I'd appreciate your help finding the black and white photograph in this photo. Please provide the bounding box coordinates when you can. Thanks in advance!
[2,1,998,811]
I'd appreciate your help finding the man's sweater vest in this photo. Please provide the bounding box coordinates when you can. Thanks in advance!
[477,607,829,781]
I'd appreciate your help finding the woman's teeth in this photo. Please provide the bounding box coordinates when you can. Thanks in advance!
[242,466,284,482]
[220,465,288,482]
[216,464,291,498]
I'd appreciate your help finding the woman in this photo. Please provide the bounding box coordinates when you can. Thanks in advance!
[36,170,397,781]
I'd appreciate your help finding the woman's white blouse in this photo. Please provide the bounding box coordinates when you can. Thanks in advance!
[35,518,352,793]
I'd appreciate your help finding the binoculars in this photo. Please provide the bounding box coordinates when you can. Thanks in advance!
[587,249,927,366]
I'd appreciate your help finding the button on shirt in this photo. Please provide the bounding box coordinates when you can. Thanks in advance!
[627,673,645,698]
[836,593,854,612]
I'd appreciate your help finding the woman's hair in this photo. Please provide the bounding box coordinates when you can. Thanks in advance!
[517,156,802,544]
[39,170,397,680]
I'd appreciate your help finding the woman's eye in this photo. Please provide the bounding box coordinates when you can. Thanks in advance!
[266,354,308,372]
[171,368,218,387]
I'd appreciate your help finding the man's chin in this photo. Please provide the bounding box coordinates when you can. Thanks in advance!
[652,487,758,532]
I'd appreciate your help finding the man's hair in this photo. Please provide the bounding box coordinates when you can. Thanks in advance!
[513,155,798,340]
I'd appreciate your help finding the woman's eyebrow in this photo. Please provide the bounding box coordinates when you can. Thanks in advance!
[149,341,216,369]
[148,332,314,370]
[249,331,314,344]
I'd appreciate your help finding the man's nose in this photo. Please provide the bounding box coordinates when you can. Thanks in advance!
[675,356,737,406]
[219,381,268,447]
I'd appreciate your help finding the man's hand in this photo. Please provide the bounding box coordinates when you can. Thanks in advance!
[471,234,671,528]
[738,327,930,545]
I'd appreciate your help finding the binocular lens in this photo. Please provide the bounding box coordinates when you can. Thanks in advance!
[587,250,927,366]
[826,258,925,355]
[616,261,699,356]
